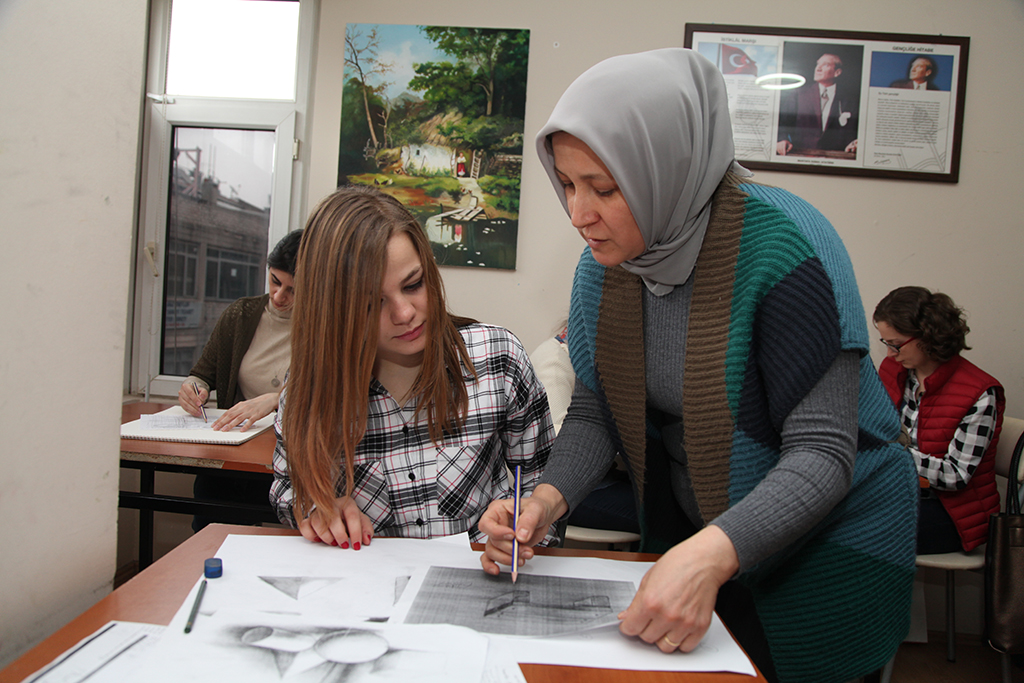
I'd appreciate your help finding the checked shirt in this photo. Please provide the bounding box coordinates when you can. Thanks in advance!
[270,323,555,543]
[900,372,999,490]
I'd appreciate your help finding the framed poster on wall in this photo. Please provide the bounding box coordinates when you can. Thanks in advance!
[684,24,969,182]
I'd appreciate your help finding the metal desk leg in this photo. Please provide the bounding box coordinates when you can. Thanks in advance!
[139,469,155,569]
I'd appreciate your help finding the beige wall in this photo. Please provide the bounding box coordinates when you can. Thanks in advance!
[308,0,1024,418]
[0,0,147,668]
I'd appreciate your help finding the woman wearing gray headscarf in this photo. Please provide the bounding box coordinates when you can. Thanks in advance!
[479,49,917,683]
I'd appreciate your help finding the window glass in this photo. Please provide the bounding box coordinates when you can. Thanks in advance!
[161,126,275,377]
[166,0,300,100]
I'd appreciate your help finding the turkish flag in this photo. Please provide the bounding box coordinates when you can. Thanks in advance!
[721,45,757,76]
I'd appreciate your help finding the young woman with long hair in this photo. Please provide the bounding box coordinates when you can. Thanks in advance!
[270,185,555,549]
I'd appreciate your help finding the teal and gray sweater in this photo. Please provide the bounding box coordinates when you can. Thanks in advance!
[545,174,918,683]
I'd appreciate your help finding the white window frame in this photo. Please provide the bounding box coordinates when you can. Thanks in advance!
[129,0,317,399]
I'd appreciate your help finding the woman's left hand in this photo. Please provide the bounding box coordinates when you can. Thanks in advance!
[618,525,739,653]
[212,392,280,431]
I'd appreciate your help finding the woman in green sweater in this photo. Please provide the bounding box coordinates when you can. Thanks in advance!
[478,49,917,683]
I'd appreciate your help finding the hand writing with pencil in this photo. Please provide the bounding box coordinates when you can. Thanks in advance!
[178,380,209,418]
[478,483,566,577]
[298,495,374,550]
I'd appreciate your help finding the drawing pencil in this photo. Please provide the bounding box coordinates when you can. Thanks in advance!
[192,381,208,423]
[183,579,207,633]
[512,465,521,583]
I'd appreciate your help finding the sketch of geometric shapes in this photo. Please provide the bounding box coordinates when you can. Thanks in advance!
[404,566,635,637]
[313,629,390,663]
[240,626,322,677]
[258,576,341,601]
[484,590,530,616]
[395,575,410,605]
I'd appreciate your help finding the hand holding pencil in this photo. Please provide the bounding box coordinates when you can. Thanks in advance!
[477,482,569,579]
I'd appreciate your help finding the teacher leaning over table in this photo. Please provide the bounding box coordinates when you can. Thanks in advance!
[478,48,918,683]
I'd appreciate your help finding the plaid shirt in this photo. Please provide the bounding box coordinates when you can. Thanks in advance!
[900,372,999,490]
[270,323,556,543]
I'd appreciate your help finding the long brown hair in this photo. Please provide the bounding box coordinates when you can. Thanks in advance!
[284,185,476,524]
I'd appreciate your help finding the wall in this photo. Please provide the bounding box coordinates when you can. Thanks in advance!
[307,0,1024,414]
[306,0,1024,636]
[0,0,147,667]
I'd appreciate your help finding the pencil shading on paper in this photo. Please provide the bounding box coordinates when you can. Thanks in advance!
[139,610,488,683]
[404,566,634,636]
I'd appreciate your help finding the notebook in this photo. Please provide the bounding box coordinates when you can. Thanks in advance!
[120,406,275,445]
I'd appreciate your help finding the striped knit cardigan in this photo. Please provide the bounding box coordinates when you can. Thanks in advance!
[566,173,918,683]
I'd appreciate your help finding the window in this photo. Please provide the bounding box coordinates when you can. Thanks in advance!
[130,0,315,398]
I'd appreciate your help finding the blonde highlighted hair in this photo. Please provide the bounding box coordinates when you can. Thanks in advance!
[284,185,476,524]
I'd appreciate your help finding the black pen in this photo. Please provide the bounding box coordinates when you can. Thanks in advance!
[183,579,207,634]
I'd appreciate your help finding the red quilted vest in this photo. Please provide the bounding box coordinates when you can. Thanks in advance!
[879,355,1004,551]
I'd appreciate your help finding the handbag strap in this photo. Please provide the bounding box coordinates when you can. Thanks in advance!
[1006,429,1024,516]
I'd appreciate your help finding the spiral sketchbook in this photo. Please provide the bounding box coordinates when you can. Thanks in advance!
[120,406,275,445]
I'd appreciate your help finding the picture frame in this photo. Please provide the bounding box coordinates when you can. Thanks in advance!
[684,24,969,182]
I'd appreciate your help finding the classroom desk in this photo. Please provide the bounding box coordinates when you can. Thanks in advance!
[0,525,765,683]
[120,402,278,569]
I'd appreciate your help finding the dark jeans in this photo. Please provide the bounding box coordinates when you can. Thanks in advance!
[567,468,640,534]
[917,494,962,555]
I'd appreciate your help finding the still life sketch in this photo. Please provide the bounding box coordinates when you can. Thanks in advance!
[140,611,488,683]
[403,566,635,637]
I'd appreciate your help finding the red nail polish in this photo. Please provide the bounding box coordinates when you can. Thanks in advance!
[340,541,349,549]
[331,539,338,547]
[353,542,361,551]
[313,536,321,543]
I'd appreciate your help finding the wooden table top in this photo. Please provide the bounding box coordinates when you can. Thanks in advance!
[0,525,764,683]
[120,401,274,472]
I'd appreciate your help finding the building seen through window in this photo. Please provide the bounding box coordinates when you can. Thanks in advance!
[161,127,274,377]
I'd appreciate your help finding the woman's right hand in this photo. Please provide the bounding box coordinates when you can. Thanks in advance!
[178,381,208,418]
[479,484,567,576]
[298,496,374,549]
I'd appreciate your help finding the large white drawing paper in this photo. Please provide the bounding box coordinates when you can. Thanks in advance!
[392,551,756,676]
[140,608,487,683]
[196,534,755,675]
[197,534,472,622]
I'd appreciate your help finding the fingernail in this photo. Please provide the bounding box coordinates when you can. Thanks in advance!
[353,542,361,551]
[340,541,349,549]
[313,536,321,543]
[331,539,338,547]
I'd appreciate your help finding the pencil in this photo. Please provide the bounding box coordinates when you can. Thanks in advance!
[192,381,208,423]
[512,465,522,584]
[183,579,207,633]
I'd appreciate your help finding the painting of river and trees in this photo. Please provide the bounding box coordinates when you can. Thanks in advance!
[338,24,529,270]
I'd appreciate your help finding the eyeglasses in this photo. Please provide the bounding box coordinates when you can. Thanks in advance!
[880,336,917,353]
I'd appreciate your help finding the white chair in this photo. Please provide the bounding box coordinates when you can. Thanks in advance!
[563,525,640,551]
[881,415,1024,683]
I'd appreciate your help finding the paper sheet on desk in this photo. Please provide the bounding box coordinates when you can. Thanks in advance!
[203,534,754,676]
[141,607,488,683]
[22,621,164,683]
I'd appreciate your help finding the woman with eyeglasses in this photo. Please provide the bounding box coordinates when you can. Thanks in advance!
[874,286,1005,555]
[477,48,918,683]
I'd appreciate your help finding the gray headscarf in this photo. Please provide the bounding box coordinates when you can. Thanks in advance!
[537,48,748,295]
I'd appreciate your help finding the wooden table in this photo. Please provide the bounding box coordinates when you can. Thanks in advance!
[0,525,765,683]
[120,402,278,568]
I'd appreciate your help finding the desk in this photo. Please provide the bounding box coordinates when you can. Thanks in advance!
[120,402,278,569]
[0,525,765,683]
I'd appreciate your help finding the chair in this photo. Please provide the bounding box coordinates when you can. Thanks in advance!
[882,416,1024,683]
[563,524,640,551]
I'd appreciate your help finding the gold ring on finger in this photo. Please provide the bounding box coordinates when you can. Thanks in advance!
[661,634,682,649]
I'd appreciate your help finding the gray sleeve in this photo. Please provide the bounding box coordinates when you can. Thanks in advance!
[538,377,619,515]
[711,350,860,572]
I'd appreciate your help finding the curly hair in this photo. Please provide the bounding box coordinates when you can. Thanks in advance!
[873,286,970,363]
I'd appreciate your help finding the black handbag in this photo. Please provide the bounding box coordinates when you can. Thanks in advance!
[985,428,1024,653]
